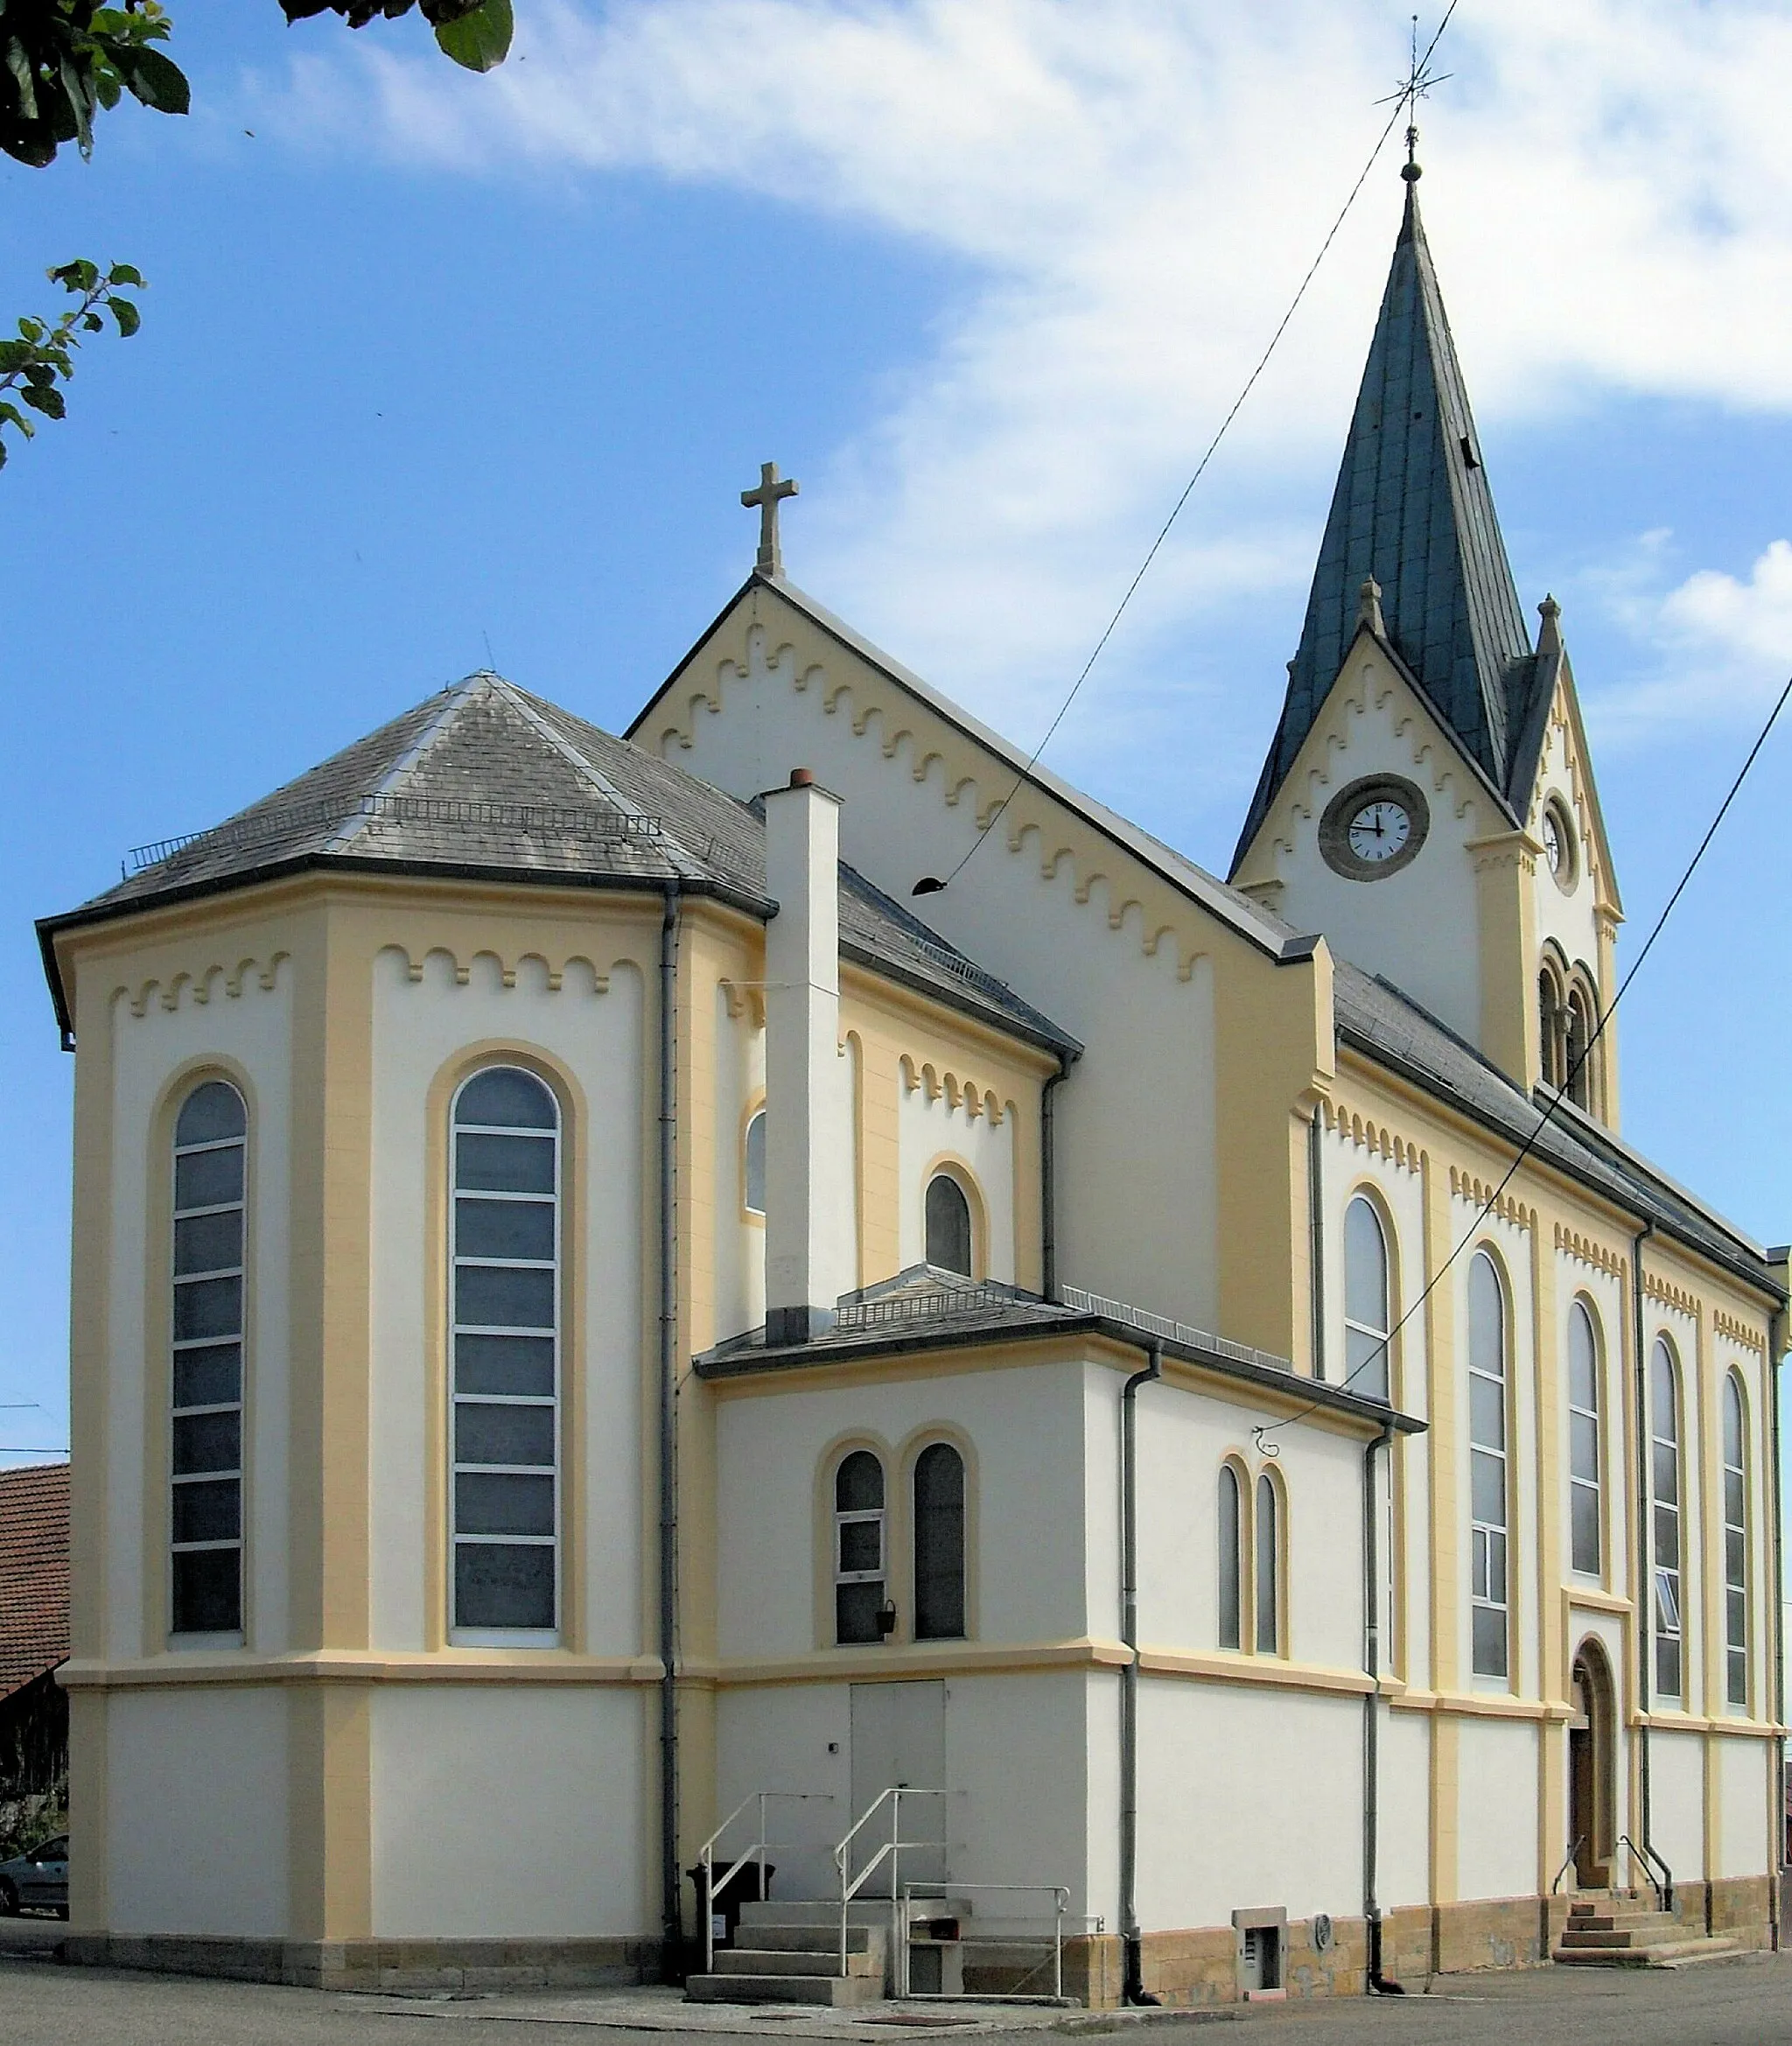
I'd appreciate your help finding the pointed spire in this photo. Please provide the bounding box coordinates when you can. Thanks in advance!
[1232,168,1536,874]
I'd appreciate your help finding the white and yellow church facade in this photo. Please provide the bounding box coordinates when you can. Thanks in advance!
[38,175,1788,2003]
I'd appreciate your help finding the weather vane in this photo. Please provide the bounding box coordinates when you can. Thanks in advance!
[1376,11,1452,179]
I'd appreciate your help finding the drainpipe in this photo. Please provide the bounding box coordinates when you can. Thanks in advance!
[1768,1258,1788,1949]
[658,883,682,1979]
[1362,1418,1403,1993]
[1041,1061,1068,1302]
[1308,1106,1326,1381]
[1119,1340,1164,2007]
[1631,1219,1656,1888]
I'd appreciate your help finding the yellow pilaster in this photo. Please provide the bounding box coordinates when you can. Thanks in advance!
[1467,830,1540,1092]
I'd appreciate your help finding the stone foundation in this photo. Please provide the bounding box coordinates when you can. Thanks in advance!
[60,1933,659,1994]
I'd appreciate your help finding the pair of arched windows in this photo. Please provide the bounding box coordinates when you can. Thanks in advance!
[1217,1464,1283,1656]
[744,1104,977,1279]
[832,1442,966,1644]
[1539,957,1599,1110]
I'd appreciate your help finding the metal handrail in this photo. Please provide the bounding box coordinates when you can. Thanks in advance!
[832,1787,948,1980]
[900,1881,1074,2001]
[698,1791,834,1975]
[1616,1832,1674,1913]
[1550,1835,1586,1895]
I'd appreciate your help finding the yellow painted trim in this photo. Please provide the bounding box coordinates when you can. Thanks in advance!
[1392,1688,1574,1723]
[289,1680,371,1939]
[59,1651,665,1689]
[1564,1587,1634,1617]
[917,1150,989,1279]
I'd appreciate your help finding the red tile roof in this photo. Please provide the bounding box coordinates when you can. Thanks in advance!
[0,1464,70,1703]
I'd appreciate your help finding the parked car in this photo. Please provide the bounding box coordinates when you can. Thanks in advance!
[0,1835,68,1917]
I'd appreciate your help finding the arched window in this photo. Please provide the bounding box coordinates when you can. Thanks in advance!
[1723,1375,1747,1710]
[1539,970,1564,1090]
[744,1108,766,1217]
[1343,1195,1392,1400]
[834,1449,886,1644]
[1566,986,1593,1111]
[1467,1251,1508,1679]
[913,1442,966,1641]
[172,1078,248,1637]
[1567,1300,1601,1577]
[451,1066,560,1638]
[925,1173,973,1277]
[1255,1475,1280,1656]
[1217,1464,1242,1651]
[1650,1339,1682,1701]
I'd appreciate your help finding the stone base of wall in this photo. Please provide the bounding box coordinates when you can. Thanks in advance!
[60,1933,660,1994]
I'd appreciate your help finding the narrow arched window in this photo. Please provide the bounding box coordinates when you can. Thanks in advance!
[1344,1195,1391,1400]
[834,1449,886,1644]
[1217,1465,1242,1651]
[1650,1339,1682,1701]
[1723,1374,1747,1710]
[1467,1251,1508,1679]
[451,1066,560,1638]
[1566,987,1593,1110]
[913,1442,966,1641]
[172,1078,248,1637]
[1567,1300,1601,1577]
[1539,971,1563,1090]
[1255,1474,1280,1656]
[744,1108,766,1217]
[925,1173,973,1277]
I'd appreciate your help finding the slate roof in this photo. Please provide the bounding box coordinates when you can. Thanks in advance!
[1334,962,1782,1298]
[38,674,1077,1059]
[1234,175,1546,872]
[0,1464,70,1705]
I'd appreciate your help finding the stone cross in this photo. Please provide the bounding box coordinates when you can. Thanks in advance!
[741,461,799,578]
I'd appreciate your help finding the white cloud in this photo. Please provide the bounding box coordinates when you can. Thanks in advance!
[250,0,1792,767]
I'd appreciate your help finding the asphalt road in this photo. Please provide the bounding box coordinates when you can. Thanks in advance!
[3,1937,1791,2046]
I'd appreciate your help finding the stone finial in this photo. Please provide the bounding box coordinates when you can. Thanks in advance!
[1537,592,1563,658]
[1358,576,1386,638]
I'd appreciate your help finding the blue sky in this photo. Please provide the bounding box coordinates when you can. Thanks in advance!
[3,0,1790,1466]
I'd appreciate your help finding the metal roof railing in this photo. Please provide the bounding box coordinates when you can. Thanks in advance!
[1056,1285,1292,1374]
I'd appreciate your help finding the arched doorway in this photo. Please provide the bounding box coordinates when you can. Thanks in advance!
[1569,1642,1617,1888]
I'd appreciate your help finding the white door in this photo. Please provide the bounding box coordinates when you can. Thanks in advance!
[849,1680,947,1892]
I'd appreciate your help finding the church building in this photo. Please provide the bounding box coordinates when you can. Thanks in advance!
[37,165,1788,2004]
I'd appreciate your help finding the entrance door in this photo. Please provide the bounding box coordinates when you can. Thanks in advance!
[1569,1649,1614,1888]
[849,1680,947,1892]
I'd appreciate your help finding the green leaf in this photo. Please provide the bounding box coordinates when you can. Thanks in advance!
[4,34,37,123]
[16,320,44,345]
[106,295,140,338]
[115,46,190,116]
[49,260,100,293]
[21,384,66,419]
[434,0,512,72]
[81,312,103,332]
[0,440,9,469]
[107,263,145,288]
[0,402,35,437]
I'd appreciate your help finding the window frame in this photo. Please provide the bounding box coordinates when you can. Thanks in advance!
[169,1076,248,1644]
[1466,1248,1510,1682]
[1217,1461,1244,1652]
[1723,1371,1748,1713]
[1342,1191,1393,1401]
[923,1166,978,1279]
[1254,1472,1282,1657]
[911,1439,967,1643]
[743,1103,766,1221]
[832,1447,888,1646]
[1649,1336,1684,1704]
[1566,1297,1602,1580]
[448,1063,564,1648]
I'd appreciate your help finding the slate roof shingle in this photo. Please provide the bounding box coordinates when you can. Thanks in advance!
[0,1464,70,1705]
[39,673,1077,1059]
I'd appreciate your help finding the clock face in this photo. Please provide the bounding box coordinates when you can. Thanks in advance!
[1542,801,1575,888]
[1347,798,1411,865]
[1542,810,1564,872]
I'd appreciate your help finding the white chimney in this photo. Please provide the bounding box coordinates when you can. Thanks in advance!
[762,768,847,1345]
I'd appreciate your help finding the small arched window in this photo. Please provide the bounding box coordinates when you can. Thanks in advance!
[1650,1338,1682,1701]
[1723,1374,1747,1710]
[172,1078,248,1637]
[451,1066,561,1638]
[1343,1195,1391,1400]
[913,1442,966,1641]
[1254,1474,1280,1656]
[834,1449,886,1644]
[1566,986,1594,1110]
[1567,1300,1601,1577]
[925,1173,973,1277]
[744,1108,766,1217]
[1217,1464,1242,1651]
[1467,1251,1508,1679]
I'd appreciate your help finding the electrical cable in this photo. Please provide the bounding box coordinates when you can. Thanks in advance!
[1254,667,1792,1451]
[913,4,1461,897]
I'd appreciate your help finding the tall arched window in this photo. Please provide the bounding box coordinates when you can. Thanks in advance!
[834,1449,886,1644]
[1723,1374,1747,1710]
[1254,1475,1280,1656]
[1567,1300,1601,1577]
[1217,1464,1242,1651]
[913,1442,966,1641]
[1566,986,1593,1111]
[172,1078,248,1637]
[1649,1338,1683,1701]
[925,1173,973,1277]
[1344,1195,1391,1400]
[1467,1251,1508,1679]
[1539,970,1564,1090]
[451,1066,561,1638]
[744,1107,766,1217]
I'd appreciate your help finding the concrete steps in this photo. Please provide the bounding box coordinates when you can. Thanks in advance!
[685,1902,890,2008]
[1553,1895,1746,1969]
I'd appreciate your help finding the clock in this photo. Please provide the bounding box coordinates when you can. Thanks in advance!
[1542,798,1576,890]
[1319,775,1430,881]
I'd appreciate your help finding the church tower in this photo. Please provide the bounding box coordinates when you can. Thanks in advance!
[1230,156,1623,1124]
